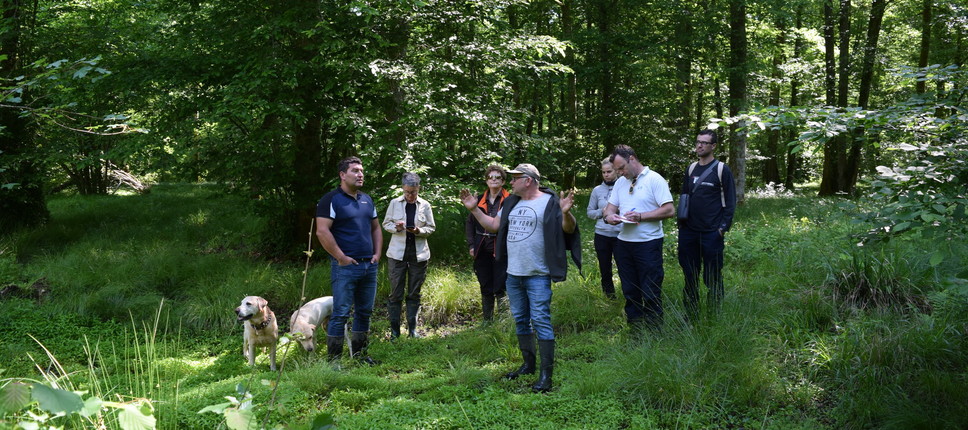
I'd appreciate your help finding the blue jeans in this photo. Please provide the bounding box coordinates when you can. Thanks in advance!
[677,226,725,316]
[506,274,554,341]
[327,259,378,336]
[615,238,664,327]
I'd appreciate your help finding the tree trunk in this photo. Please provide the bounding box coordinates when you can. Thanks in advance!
[785,5,804,190]
[562,0,577,144]
[835,0,851,193]
[727,0,747,203]
[596,0,617,150]
[846,0,888,191]
[764,24,785,185]
[916,0,931,94]
[674,0,693,138]
[818,0,841,196]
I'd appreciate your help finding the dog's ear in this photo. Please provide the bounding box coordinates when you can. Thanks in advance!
[256,297,268,310]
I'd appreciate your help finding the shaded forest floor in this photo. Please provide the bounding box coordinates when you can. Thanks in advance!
[2,184,967,429]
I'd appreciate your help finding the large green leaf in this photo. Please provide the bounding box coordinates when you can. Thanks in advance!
[0,382,31,414]
[117,403,156,430]
[225,408,257,430]
[198,402,233,414]
[31,383,83,414]
[80,395,103,418]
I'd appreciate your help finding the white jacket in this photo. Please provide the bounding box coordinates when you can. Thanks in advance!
[382,195,436,262]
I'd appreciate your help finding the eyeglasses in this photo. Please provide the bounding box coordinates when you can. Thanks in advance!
[510,175,528,183]
[629,176,637,194]
[486,175,504,180]
[696,140,714,145]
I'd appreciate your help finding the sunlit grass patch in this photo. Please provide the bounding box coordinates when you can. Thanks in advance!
[419,265,479,325]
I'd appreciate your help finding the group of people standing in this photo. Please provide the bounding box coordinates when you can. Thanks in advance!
[311,129,735,393]
[588,130,736,334]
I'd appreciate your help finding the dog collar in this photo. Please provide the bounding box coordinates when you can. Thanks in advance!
[253,315,273,330]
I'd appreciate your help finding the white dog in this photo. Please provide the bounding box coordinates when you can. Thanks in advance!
[235,296,279,370]
[289,296,334,352]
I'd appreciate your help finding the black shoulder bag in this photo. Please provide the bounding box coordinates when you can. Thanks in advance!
[677,160,718,221]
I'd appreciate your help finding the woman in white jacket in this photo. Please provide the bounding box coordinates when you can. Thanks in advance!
[382,172,436,338]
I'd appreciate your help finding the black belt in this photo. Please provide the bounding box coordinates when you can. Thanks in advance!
[341,256,372,261]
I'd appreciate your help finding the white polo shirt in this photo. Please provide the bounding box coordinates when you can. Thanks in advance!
[607,167,673,242]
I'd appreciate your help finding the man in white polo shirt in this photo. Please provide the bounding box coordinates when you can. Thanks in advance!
[604,145,674,334]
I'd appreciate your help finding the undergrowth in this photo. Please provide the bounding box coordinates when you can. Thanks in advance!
[1,184,966,428]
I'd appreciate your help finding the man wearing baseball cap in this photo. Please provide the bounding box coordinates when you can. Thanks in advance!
[460,163,582,393]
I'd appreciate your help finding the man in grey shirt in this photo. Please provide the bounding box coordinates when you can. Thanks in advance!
[460,163,581,393]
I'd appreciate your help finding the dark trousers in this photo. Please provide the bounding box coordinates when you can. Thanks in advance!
[677,226,724,317]
[593,233,618,297]
[474,239,507,298]
[615,238,664,327]
[387,256,428,306]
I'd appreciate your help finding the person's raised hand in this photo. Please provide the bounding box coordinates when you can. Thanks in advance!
[460,189,477,211]
[559,190,575,214]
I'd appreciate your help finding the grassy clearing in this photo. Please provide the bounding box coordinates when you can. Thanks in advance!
[1,183,967,428]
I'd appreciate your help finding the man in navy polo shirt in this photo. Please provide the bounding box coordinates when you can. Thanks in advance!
[316,156,383,365]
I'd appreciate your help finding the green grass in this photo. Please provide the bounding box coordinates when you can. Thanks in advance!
[2,184,967,429]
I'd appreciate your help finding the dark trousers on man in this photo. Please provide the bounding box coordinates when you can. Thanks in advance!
[677,225,724,319]
[614,238,664,330]
[593,233,618,298]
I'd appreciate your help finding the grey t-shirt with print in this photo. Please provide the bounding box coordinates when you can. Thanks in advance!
[503,194,552,277]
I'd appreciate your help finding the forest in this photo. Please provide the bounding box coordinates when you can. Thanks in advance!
[1,0,966,428]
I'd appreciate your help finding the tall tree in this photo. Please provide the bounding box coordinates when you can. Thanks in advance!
[763,21,786,185]
[727,0,748,203]
[819,0,850,195]
[785,5,805,190]
[916,0,931,94]
[845,0,889,188]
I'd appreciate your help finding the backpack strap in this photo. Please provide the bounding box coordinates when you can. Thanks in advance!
[718,162,725,208]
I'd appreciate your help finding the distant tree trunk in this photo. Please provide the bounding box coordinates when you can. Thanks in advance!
[674,0,693,138]
[713,76,725,122]
[764,24,785,185]
[819,0,843,196]
[372,12,410,178]
[835,0,851,192]
[562,0,577,143]
[696,67,706,131]
[0,0,49,233]
[846,0,888,190]
[785,6,804,190]
[596,0,618,150]
[727,0,747,203]
[916,0,931,94]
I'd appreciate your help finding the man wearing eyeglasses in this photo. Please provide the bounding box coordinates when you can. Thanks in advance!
[677,130,736,321]
[603,145,675,335]
[460,164,581,393]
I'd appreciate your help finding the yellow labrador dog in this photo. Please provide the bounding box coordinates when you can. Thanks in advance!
[289,296,334,352]
[235,296,278,370]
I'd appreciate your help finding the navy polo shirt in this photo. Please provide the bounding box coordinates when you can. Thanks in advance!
[316,187,378,260]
